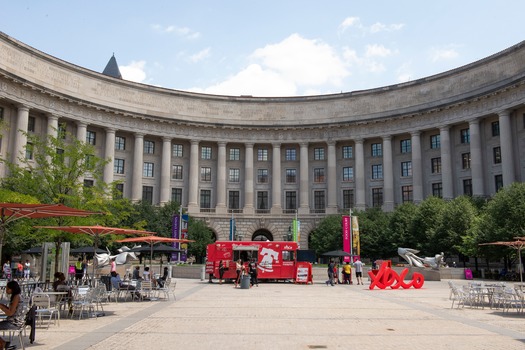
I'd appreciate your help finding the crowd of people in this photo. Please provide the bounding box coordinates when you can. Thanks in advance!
[326,259,364,286]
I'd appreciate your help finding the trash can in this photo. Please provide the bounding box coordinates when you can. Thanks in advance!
[240,275,251,289]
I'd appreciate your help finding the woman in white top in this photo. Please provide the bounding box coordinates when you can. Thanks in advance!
[142,266,151,281]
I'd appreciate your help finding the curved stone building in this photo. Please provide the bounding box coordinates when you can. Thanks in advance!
[1,32,525,247]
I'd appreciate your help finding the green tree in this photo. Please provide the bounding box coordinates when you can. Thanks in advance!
[308,215,343,256]
[186,218,214,263]
[437,196,478,257]
[410,196,446,255]
[357,208,391,260]
[388,203,418,250]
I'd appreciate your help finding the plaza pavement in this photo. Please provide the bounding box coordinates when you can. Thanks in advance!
[24,278,525,350]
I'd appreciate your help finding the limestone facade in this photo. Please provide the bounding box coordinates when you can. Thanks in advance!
[1,33,525,247]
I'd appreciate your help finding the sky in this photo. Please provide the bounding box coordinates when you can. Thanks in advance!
[2,1,525,97]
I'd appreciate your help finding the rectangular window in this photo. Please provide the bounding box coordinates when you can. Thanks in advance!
[25,142,33,160]
[314,148,325,160]
[257,169,268,183]
[201,146,212,160]
[342,189,354,209]
[144,140,155,154]
[115,136,126,150]
[229,191,240,210]
[342,146,353,159]
[200,190,211,209]
[431,157,441,174]
[142,186,153,205]
[430,134,440,149]
[462,153,471,169]
[491,121,500,137]
[114,183,124,199]
[314,168,325,183]
[463,179,472,196]
[114,158,125,174]
[172,144,183,157]
[143,162,154,177]
[200,167,212,181]
[400,139,411,153]
[229,168,240,182]
[343,167,353,181]
[372,164,383,179]
[401,161,412,177]
[371,143,382,157]
[172,165,183,180]
[285,169,296,183]
[86,130,96,145]
[83,179,94,188]
[402,185,413,203]
[285,148,297,161]
[460,128,470,144]
[495,175,503,192]
[285,191,297,210]
[493,147,502,164]
[314,191,325,210]
[28,116,36,133]
[432,183,443,198]
[229,148,240,161]
[257,148,268,161]
[171,188,182,204]
[372,188,383,207]
[257,191,268,210]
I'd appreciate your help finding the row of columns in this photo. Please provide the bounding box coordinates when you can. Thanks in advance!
[9,105,518,211]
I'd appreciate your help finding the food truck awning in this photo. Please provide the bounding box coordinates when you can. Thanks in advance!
[232,245,259,251]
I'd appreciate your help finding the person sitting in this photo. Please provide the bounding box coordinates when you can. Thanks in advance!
[142,266,151,281]
[0,281,25,349]
[132,266,142,280]
[110,271,140,299]
[157,267,169,288]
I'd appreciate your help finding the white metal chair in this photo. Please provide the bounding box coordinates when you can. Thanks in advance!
[31,293,59,328]
[70,287,95,319]
[138,281,155,301]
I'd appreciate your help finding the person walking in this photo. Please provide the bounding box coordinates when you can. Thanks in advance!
[354,259,364,285]
[218,260,225,285]
[325,260,335,286]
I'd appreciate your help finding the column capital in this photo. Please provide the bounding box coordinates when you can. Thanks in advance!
[439,125,450,132]
[16,105,29,112]
[382,135,392,141]
[410,130,421,137]
[272,142,281,148]
[190,139,200,145]
[162,136,172,142]
[134,132,145,138]
[217,141,227,147]
[105,127,117,134]
[245,142,254,148]
[326,140,336,146]
[468,117,480,125]
[497,110,511,118]
[76,121,87,128]
[299,142,309,148]
[354,138,364,145]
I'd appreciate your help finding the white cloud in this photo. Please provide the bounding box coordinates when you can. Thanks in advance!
[430,47,459,62]
[339,17,362,33]
[151,24,200,39]
[120,60,147,83]
[370,22,405,33]
[365,44,393,58]
[189,48,211,63]
[193,34,349,96]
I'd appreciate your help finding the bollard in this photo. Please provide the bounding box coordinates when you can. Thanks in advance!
[200,265,205,281]
[168,265,173,279]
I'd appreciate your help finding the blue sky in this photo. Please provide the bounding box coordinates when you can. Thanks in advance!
[2,1,525,97]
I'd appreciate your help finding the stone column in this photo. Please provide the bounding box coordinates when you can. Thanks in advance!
[131,133,144,202]
[160,137,172,205]
[382,136,394,211]
[103,128,116,186]
[187,140,200,214]
[243,143,254,214]
[498,110,515,186]
[326,141,337,214]
[355,139,366,210]
[411,131,423,203]
[298,142,310,215]
[216,141,227,214]
[12,106,29,165]
[271,143,282,214]
[469,118,484,196]
[46,115,59,139]
[440,126,453,199]
[76,121,87,184]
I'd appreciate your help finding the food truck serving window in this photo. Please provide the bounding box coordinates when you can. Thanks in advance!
[282,250,295,261]
[233,245,259,262]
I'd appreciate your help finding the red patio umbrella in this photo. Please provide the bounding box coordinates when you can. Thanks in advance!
[34,225,155,278]
[0,203,100,264]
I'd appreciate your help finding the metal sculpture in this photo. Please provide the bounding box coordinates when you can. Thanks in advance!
[397,248,445,270]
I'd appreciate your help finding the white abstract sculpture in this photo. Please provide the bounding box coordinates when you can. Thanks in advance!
[397,248,445,270]
[95,245,139,267]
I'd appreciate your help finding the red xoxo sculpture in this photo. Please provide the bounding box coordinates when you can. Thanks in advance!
[368,261,425,290]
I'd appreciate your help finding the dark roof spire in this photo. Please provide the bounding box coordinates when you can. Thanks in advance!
[102,54,122,79]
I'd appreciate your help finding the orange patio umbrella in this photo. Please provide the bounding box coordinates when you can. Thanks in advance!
[480,236,525,283]
[0,203,100,265]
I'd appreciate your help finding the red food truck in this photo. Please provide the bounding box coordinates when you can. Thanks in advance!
[206,241,312,283]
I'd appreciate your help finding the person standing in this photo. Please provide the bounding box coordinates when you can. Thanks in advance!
[325,260,335,286]
[234,259,242,288]
[218,260,225,285]
[342,262,352,284]
[23,259,31,279]
[74,257,85,283]
[354,259,364,285]
[249,259,259,287]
